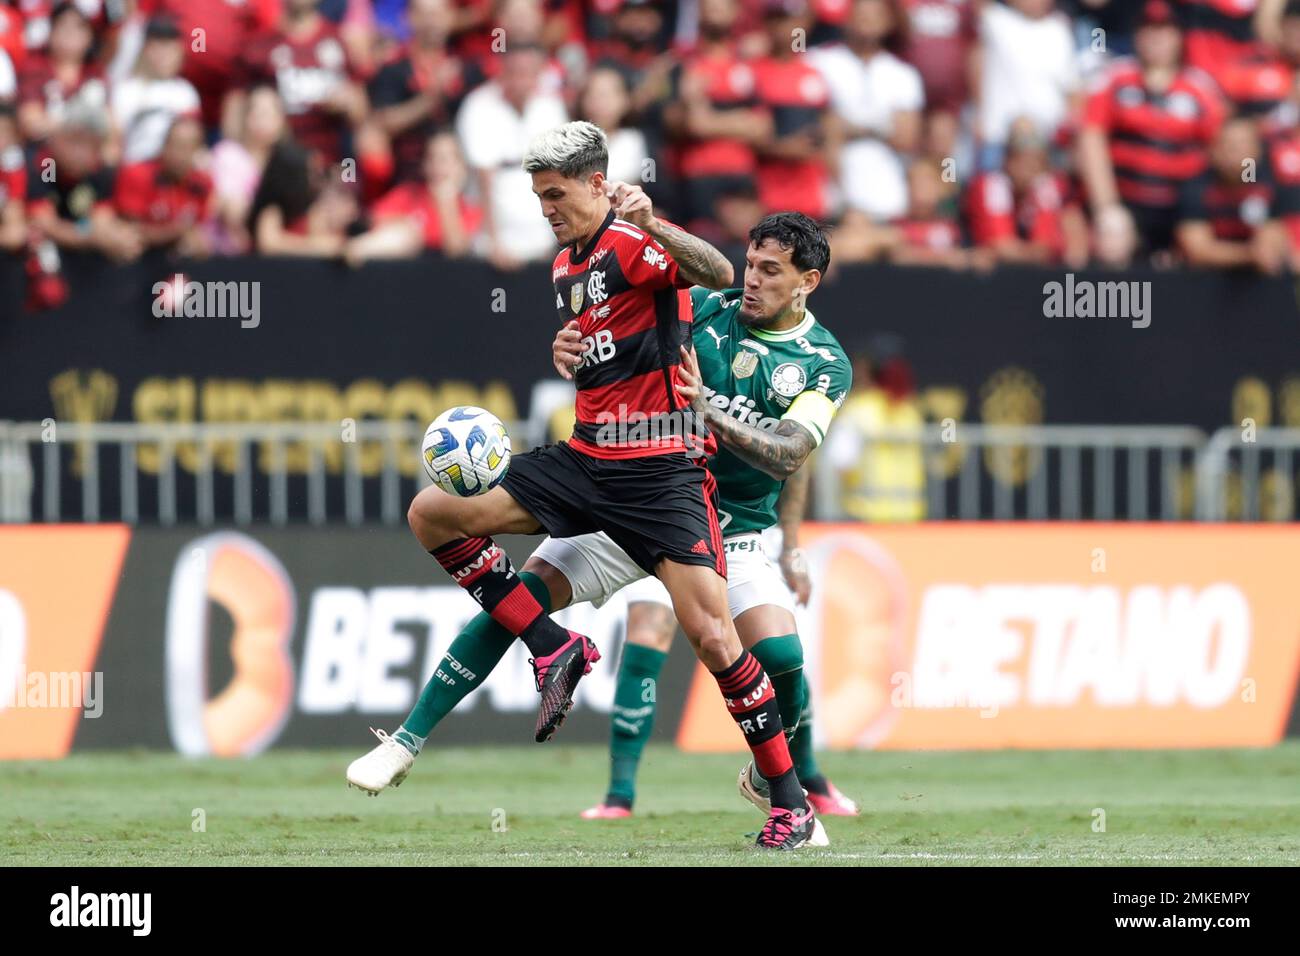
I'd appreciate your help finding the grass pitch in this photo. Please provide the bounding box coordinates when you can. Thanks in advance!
[2,744,1298,866]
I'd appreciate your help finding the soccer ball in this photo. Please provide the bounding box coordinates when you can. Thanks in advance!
[421,406,512,497]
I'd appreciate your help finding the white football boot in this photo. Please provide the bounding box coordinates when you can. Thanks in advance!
[737,761,830,847]
[737,761,773,815]
[346,728,415,796]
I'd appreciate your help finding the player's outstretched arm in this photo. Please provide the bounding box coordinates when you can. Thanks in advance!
[608,182,734,290]
[677,345,815,481]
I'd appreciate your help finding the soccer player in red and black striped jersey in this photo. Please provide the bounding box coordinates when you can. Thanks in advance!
[384,121,825,849]
[1078,0,1227,262]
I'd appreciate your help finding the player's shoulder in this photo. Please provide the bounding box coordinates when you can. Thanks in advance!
[603,215,652,253]
[603,215,670,270]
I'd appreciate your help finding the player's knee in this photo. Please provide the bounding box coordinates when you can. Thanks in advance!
[680,610,732,665]
[407,490,453,545]
[751,635,804,677]
[626,602,676,653]
[406,498,430,538]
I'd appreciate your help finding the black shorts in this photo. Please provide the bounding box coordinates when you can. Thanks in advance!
[500,441,726,577]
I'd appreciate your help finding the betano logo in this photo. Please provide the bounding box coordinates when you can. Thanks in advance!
[910,582,1249,711]
[165,533,296,756]
[677,525,1300,752]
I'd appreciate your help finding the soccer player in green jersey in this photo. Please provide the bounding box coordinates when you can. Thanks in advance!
[348,212,851,834]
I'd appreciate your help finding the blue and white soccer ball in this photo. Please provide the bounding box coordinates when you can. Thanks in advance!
[421,406,512,497]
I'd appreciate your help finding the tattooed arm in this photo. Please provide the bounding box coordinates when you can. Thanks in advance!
[645,218,734,290]
[677,345,815,481]
[608,181,734,289]
[702,414,815,482]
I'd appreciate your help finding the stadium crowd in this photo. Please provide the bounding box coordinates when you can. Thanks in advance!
[5,0,1300,299]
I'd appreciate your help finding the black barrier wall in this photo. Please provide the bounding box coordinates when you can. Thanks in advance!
[3,252,1299,432]
[4,253,1300,521]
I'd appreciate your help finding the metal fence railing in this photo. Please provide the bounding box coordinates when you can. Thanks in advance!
[1,420,1297,525]
[812,424,1209,522]
[1195,427,1300,522]
[0,420,442,526]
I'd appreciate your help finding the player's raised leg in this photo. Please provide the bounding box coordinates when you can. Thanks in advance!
[406,481,601,743]
[345,566,569,794]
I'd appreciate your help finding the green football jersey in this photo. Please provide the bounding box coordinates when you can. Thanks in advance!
[689,286,852,536]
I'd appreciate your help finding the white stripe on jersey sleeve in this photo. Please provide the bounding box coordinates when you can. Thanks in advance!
[607,221,646,240]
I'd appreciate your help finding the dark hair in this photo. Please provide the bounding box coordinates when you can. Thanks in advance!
[248,139,318,236]
[748,212,830,274]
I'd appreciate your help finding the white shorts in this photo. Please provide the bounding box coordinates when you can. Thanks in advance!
[530,527,795,619]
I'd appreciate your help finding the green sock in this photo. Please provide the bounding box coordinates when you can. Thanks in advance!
[393,570,552,755]
[749,634,805,738]
[789,670,823,785]
[606,643,668,807]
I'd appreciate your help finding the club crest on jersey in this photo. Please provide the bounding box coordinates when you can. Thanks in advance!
[732,350,759,379]
[570,282,585,314]
[769,362,806,403]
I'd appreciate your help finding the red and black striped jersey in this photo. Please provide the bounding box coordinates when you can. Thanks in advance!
[1180,0,1291,113]
[552,209,700,460]
[1176,170,1290,241]
[1083,59,1226,209]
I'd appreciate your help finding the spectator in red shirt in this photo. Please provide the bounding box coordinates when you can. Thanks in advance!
[114,114,213,255]
[344,129,481,263]
[0,103,26,252]
[1176,115,1292,272]
[230,0,368,166]
[367,0,482,185]
[18,2,107,143]
[1182,0,1291,116]
[967,117,1088,265]
[668,0,773,229]
[1257,3,1300,255]
[1077,0,1227,265]
[752,0,832,220]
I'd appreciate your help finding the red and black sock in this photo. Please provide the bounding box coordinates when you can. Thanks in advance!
[430,537,568,658]
[712,650,806,813]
